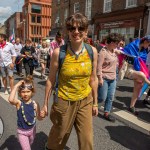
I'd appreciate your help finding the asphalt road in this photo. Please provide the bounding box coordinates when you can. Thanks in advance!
[0,70,150,150]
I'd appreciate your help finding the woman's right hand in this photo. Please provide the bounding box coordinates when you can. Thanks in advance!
[40,105,48,118]
[99,79,103,86]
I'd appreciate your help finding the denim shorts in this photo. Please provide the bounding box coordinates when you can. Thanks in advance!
[1,65,14,77]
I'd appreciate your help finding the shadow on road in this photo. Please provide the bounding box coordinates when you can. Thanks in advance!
[0,135,21,150]
[117,85,133,92]
[32,131,48,150]
[106,126,150,150]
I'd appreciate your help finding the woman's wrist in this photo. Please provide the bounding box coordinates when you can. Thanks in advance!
[93,103,98,107]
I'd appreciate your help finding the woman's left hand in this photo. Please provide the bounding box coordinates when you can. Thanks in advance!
[92,106,98,116]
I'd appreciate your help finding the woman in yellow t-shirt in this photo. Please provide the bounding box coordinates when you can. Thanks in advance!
[40,13,98,150]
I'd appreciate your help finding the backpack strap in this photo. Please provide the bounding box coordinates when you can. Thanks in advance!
[84,43,93,63]
[58,44,67,74]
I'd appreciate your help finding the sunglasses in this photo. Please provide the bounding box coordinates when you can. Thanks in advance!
[68,26,86,33]
[19,84,33,90]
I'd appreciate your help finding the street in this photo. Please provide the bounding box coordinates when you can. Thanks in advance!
[0,69,150,150]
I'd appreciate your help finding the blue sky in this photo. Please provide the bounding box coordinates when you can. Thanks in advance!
[0,0,24,24]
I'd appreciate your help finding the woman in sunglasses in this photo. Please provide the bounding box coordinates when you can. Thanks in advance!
[40,13,98,150]
[8,77,41,150]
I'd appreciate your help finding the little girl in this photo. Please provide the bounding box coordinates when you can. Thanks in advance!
[8,77,41,150]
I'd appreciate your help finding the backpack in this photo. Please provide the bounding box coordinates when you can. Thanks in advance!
[53,43,94,102]
[58,43,93,73]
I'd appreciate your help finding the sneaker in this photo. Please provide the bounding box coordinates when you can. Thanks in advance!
[103,114,116,122]
[128,107,138,116]
[143,99,150,105]
[19,73,24,77]
[4,90,9,95]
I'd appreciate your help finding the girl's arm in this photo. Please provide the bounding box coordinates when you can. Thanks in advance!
[8,81,23,108]
[35,102,42,121]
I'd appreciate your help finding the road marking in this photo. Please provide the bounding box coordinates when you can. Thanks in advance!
[113,110,150,135]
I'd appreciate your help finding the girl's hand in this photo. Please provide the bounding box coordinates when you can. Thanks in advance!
[40,105,48,118]
[16,80,24,87]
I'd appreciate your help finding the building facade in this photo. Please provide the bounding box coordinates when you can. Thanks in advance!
[51,0,93,38]
[5,12,23,41]
[51,0,150,43]
[93,0,150,43]
[22,0,52,42]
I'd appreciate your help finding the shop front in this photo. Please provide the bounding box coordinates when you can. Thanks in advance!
[99,20,139,43]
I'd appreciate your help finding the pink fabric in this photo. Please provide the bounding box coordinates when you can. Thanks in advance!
[50,39,65,56]
[17,126,36,150]
[139,58,149,78]
[97,48,118,80]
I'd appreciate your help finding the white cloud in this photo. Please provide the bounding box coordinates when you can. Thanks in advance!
[0,6,12,23]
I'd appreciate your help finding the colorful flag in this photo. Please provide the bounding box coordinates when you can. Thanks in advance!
[9,28,15,43]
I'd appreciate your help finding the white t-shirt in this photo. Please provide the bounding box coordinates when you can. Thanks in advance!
[14,43,22,56]
[0,42,16,67]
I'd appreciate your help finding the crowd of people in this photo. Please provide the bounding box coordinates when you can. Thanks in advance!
[0,13,150,150]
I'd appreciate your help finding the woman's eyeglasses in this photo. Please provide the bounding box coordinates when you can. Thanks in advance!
[68,26,86,33]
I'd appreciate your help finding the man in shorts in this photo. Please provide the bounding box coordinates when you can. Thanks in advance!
[0,34,16,94]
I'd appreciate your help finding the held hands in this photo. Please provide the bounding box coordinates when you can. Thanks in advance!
[40,105,48,118]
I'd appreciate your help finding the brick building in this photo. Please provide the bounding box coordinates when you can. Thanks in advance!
[5,12,23,41]
[50,0,93,38]
[92,0,150,43]
[51,0,150,43]
[22,0,52,42]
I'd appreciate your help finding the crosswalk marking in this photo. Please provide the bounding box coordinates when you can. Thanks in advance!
[113,110,150,135]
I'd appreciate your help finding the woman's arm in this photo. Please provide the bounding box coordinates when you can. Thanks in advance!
[40,48,59,118]
[89,46,98,116]
[97,49,105,86]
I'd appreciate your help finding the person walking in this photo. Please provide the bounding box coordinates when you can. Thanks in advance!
[40,13,98,150]
[97,33,122,122]
[38,40,49,79]
[0,34,16,94]
[20,39,36,77]
[8,77,41,150]
[14,38,23,77]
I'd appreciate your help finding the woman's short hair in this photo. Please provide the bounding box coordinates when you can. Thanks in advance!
[65,13,88,30]
[106,33,122,44]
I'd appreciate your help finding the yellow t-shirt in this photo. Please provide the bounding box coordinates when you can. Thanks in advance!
[58,48,92,101]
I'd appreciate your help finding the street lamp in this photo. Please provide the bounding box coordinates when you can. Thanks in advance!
[23,19,26,43]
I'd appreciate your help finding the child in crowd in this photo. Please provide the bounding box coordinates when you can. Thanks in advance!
[8,77,41,150]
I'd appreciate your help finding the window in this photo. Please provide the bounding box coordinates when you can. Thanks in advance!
[57,0,60,4]
[74,2,80,13]
[64,8,68,22]
[85,0,92,20]
[37,16,41,23]
[55,10,60,27]
[103,0,112,13]
[126,0,137,8]
[31,16,36,23]
[31,4,41,13]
